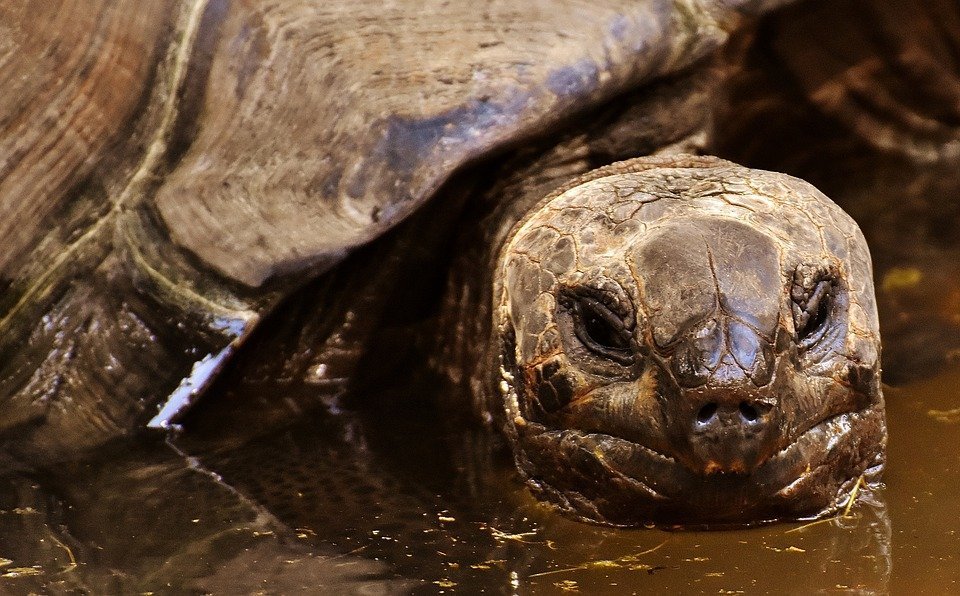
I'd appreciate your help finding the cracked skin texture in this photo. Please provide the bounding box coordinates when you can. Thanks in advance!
[494,155,885,526]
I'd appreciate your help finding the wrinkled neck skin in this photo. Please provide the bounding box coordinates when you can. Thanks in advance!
[491,154,886,527]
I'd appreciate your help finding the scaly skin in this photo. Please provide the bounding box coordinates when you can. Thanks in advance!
[493,154,885,526]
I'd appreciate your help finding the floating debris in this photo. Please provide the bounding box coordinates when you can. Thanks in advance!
[529,541,668,577]
[764,545,807,553]
[50,532,78,574]
[485,526,555,549]
[842,476,865,517]
[786,474,866,534]
[554,579,580,592]
[1,566,41,578]
[470,559,506,570]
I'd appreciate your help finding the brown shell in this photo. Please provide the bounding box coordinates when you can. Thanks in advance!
[0,0,787,459]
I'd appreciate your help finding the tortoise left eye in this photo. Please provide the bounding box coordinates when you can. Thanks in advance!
[791,264,841,346]
[794,278,832,341]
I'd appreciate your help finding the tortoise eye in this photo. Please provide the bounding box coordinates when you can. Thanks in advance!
[571,295,635,364]
[791,265,838,345]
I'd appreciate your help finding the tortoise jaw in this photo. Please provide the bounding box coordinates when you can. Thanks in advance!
[765,406,886,504]
[510,401,886,527]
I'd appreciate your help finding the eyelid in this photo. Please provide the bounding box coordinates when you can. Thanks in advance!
[570,294,635,365]
[577,296,625,330]
[564,286,634,327]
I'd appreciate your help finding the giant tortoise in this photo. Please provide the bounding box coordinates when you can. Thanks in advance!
[0,0,901,527]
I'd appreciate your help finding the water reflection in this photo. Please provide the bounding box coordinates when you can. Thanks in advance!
[20,370,960,592]
[2,327,960,593]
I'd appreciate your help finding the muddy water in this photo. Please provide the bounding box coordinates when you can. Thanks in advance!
[0,362,955,594]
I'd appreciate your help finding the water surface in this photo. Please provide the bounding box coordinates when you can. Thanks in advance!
[0,362,956,593]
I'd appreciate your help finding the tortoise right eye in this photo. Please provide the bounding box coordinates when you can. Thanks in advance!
[571,295,635,365]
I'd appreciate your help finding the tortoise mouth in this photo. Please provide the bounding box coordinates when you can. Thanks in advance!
[514,401,886,526]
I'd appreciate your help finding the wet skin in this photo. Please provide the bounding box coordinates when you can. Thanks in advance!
[493,155,886,526]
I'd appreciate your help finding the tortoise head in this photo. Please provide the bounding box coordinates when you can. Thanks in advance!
[493,155,885,526]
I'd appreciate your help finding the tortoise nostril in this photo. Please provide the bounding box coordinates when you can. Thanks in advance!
[739,401,759,422]
[697,402,718,424]
[685,395,779,474]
